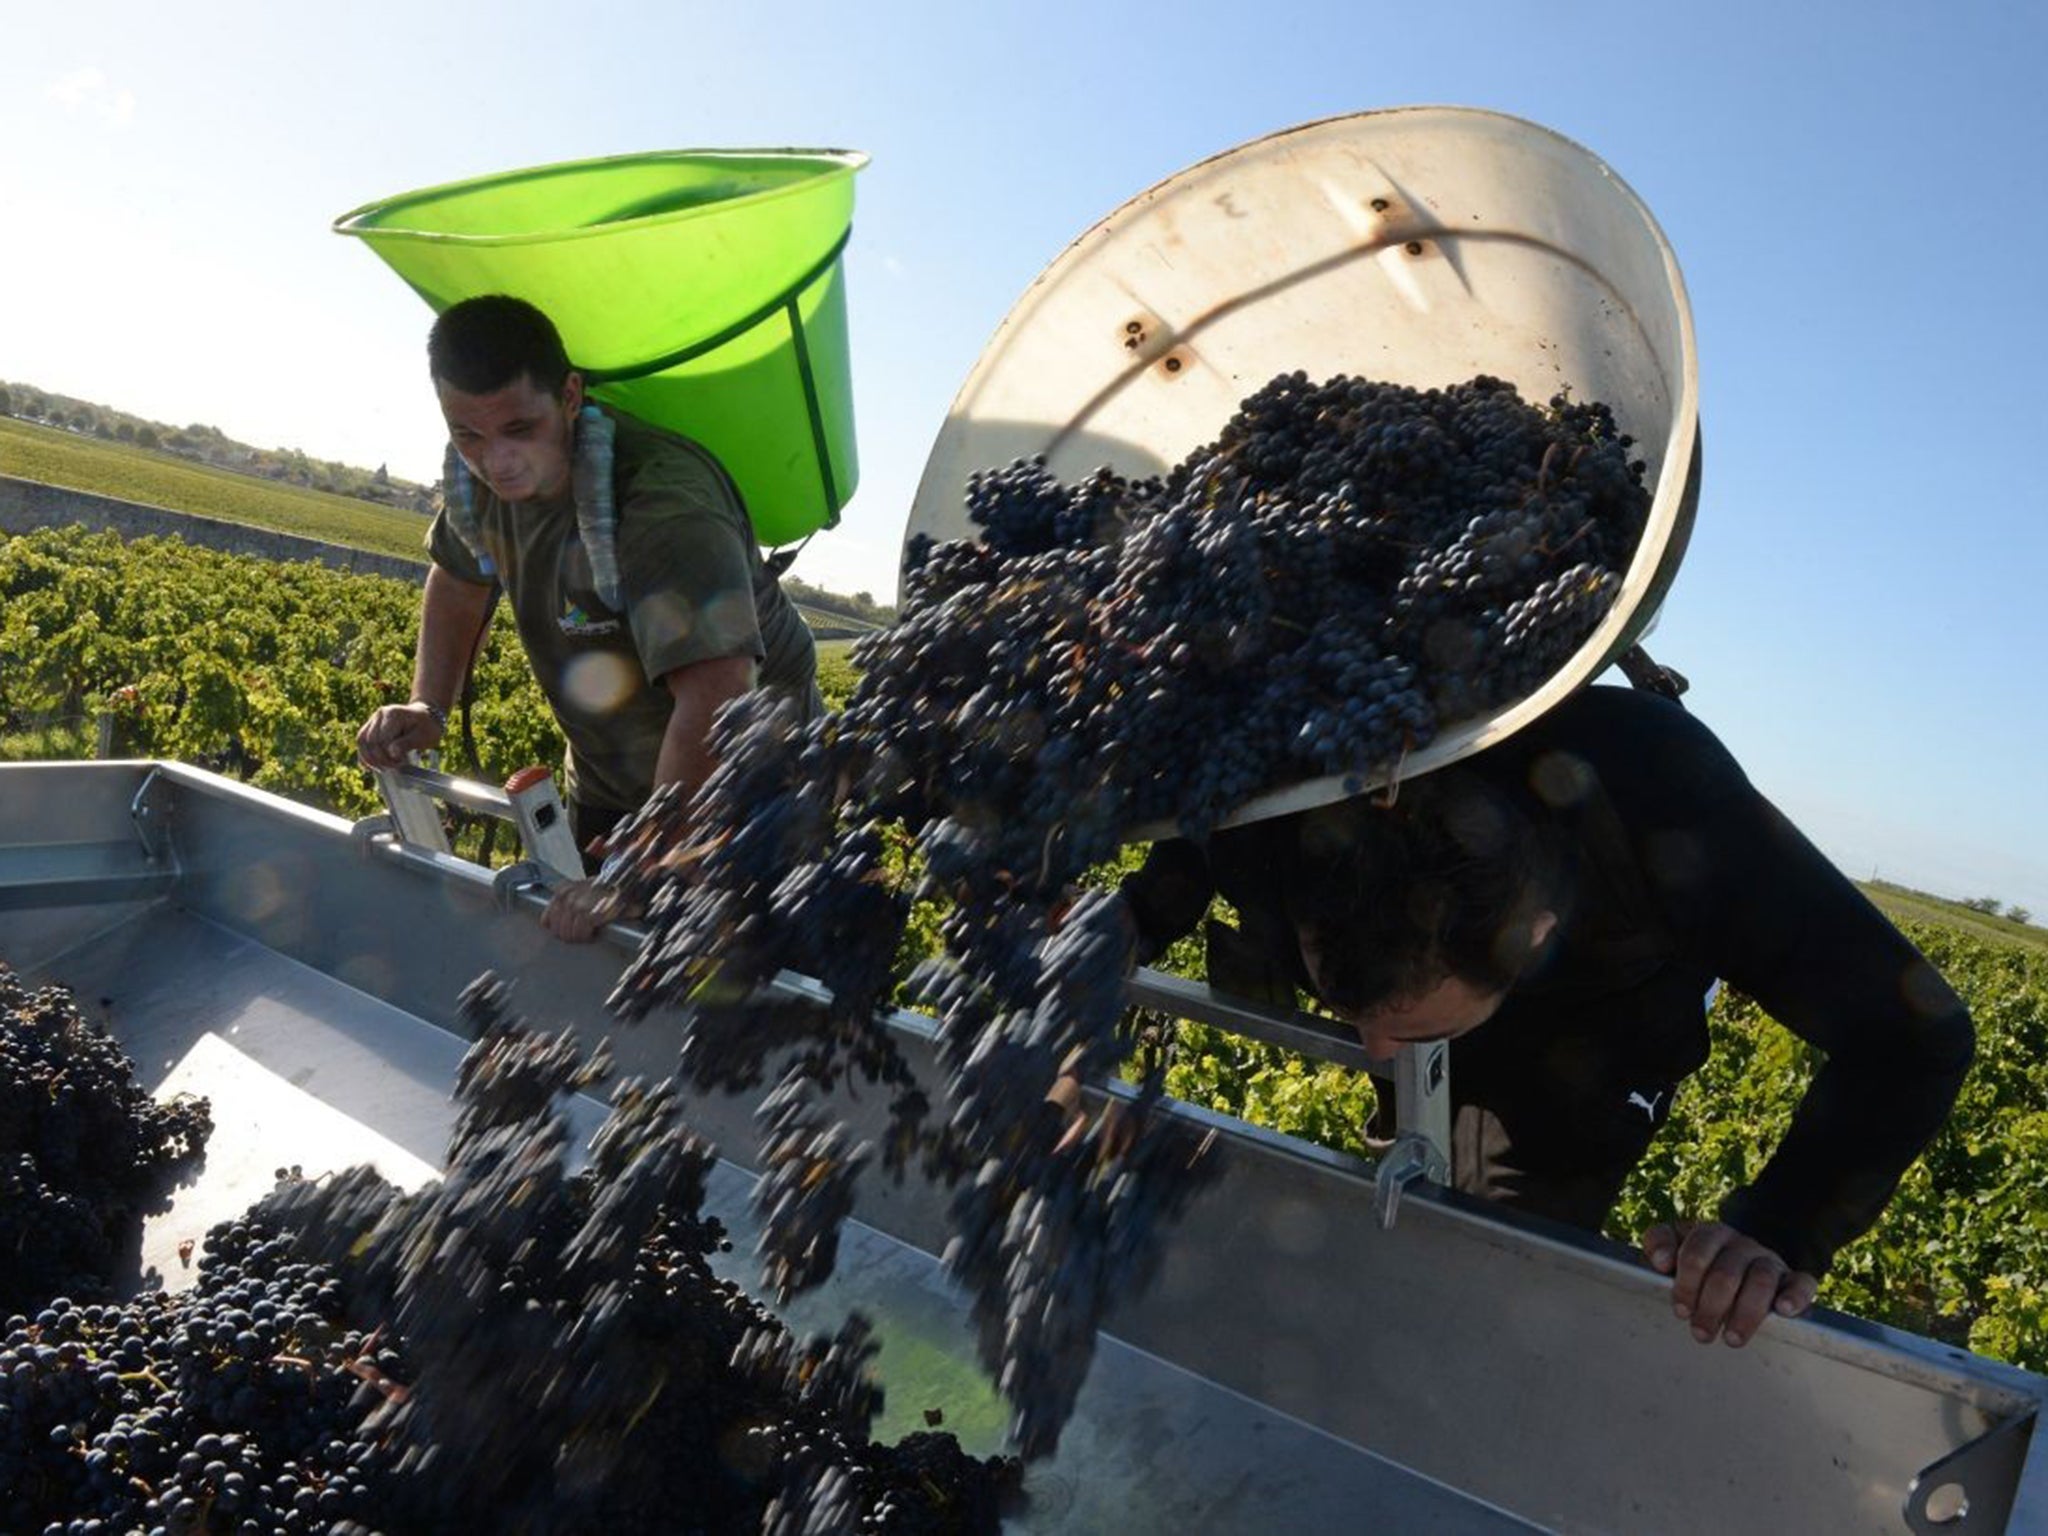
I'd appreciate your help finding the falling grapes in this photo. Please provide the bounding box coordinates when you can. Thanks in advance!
[0,973,1018,1534]
[0,369,1655,1523]
[598,372,1647,1461]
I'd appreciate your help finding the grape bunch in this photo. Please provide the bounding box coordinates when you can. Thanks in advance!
[0,963,213,1315]
[891,371,1650,842]
[260,975,1018,1533]
[907,889,1219,1459]
[0,1228,404,1535]
[0,973,1019,1534]
[589,372,1647,1462]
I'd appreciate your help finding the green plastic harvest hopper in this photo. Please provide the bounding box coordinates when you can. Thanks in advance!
[334,148,867,547]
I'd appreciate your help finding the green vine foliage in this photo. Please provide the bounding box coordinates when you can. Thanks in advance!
[0,526,558,823]
[1613,928,2048,1371]
[5,527,2041,1368]
[815,645,859,712]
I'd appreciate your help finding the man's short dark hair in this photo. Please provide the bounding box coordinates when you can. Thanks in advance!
[1282,767,1554,1013]
[427,295,573,398]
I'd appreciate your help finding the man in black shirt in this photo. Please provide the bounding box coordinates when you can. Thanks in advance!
[1121,685,1974,1349]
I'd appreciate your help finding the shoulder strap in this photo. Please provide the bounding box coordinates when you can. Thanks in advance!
[440,445,494,576]
[438,409,622,610]
[571,406,622,611]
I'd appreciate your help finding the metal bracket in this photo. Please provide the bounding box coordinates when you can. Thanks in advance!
[375,764,454,855]
[349,813,395,852]
[1374,1130,1451,1230]
[129,767,176,867]
[1373,1040,1453,1230]
[1904,1409,2035,1534]
[502,772,585,883]
[1124,969,1456,1229]
[1393,1039,1452,1158]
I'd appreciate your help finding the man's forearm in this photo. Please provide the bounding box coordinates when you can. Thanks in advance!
[1119,839,1217,965]
[1719,1004,1971,1277]
[411,565,495,709]
[654,656,758,803]
[653,698,719,801]
[1707,795,1976,1276]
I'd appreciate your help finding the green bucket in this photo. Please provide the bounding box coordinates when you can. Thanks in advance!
[334,148,867,547]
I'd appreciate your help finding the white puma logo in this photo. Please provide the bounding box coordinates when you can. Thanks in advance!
[1627,1090,1665,1121]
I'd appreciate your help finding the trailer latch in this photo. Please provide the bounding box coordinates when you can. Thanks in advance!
[1373,1132,1449,1231]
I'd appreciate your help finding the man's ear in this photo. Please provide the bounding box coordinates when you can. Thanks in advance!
[562,370,585,414]
[1528,909,1559,950]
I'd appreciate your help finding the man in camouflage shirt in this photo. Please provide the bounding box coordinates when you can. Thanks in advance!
[358,295,819,941]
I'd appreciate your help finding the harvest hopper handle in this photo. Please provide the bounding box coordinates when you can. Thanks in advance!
[362,763,585,885]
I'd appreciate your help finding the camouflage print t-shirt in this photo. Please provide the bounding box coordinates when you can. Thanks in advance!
[427,408,818,813]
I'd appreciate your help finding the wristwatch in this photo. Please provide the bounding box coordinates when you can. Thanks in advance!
[411,699,450,731]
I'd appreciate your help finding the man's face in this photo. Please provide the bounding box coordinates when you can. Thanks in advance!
[437,371,583,504]
[1337,975,1506,1061]
[1297,910,1554,1062]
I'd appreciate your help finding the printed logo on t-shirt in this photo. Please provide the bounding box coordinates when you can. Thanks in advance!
[559,601,621,638]
[557,536,622,637]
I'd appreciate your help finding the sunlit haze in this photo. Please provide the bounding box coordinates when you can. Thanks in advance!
[3,1,2043,914]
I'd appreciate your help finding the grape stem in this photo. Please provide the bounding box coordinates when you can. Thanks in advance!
[1037,823,1067,889]
[1373,741,1412,808]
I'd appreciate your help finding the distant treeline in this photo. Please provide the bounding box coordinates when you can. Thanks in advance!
[0,380,436,514]
[782,576,894,627]
[1,381,898,621]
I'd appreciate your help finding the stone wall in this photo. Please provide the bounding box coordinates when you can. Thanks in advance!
[0,475,428,584]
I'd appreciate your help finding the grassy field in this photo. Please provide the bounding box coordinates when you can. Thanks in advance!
[1,420,905,625]
[792,603,884,638]
[1858,880,2048,956]
[1,416,432,564]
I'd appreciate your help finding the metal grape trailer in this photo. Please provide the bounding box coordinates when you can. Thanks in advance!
[4,757,2043,1534]
[7,105,2038,1533]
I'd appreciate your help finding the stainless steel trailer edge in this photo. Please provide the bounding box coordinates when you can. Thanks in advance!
[3,760,2041,1534]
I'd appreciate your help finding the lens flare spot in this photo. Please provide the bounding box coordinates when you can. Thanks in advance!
[704,590,755,640]
[234,862,288,922]
[637,591,690,640]
[1644,830,1707,892]
[1266,1197,1331,1258]
[562,652,640,715]
[333,952,396,999]
[1529,750,1594,808]
[1901,960,1961,1019]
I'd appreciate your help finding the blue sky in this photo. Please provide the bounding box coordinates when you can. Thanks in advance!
[3,1,2044,916]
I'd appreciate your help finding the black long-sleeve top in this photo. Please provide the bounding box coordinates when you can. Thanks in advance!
[1122,686,1974,1276]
